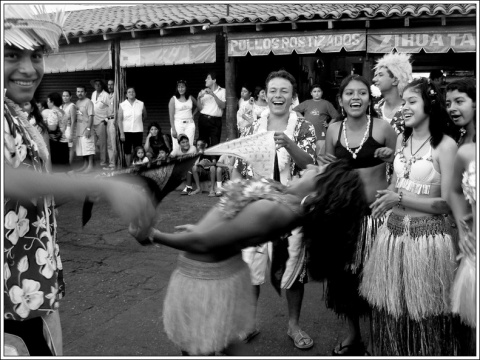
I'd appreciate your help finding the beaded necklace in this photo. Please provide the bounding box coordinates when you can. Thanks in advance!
[396,135,432,179]
[457,127,467,147]
[342,115,371,159]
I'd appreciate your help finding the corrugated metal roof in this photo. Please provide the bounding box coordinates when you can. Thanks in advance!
[63,3,476,37]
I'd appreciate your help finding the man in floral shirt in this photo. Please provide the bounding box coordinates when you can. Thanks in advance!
[4,5,155,355]
[233,70,317,349]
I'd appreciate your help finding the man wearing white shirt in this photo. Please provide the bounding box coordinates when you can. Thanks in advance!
[118,87,147,167]
[103,79,117,170]
[90,78,110,167]
[197,71,226,147]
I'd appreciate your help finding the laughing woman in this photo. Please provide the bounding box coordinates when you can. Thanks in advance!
[445,78,476,146]
[320,74,397,356]
[361,78,459,356]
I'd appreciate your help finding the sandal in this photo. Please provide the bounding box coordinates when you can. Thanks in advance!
[239,329,260,343]
[331,340,365,356]
[287,329,314,350]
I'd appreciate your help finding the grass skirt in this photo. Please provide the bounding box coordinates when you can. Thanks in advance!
[324,214,384,317]
[451,254,476,328]
[163,253,255,355]
[360,213,458,355]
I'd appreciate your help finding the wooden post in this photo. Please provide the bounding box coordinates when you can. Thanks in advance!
[225,56,237,140]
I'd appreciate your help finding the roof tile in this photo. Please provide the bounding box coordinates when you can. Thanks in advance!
[62,3,476,37]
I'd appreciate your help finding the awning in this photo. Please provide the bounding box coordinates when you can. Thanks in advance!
[44,42,112,73]
[120,34,216,67]
[367,26,476,53]
[228,30,366,56]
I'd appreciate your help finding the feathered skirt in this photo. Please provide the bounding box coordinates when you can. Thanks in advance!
[163,253,255,355]
[360,213,458,356]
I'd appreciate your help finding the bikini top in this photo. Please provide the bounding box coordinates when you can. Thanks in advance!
[334,120,384,169]
[462,160,476,205]
[216,178,304,219]
[393,143,441,195]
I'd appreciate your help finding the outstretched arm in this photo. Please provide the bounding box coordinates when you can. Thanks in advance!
[131,199,299,253]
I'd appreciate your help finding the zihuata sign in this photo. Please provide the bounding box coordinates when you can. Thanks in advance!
[367,29,476,53]
[228,31,366,56]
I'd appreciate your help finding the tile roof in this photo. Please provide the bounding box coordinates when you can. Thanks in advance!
[63,3,476,37]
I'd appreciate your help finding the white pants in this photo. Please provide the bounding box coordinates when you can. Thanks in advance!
[172,119,195,153]
[106,118,117,167]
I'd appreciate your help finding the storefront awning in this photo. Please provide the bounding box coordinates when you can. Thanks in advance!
[120,34,216,67]
[367,26,476,53]
[228,30,366,56]
[44,42,112,73]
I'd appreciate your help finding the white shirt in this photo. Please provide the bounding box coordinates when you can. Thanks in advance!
[120,99,144,133]
[91,90,110,125]
[200,86,226,117]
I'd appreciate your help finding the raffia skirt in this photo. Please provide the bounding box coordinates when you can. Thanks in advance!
[163,253,255,355]
[451,254,476,328]
[360,213,459,356]
[325,214,384,317]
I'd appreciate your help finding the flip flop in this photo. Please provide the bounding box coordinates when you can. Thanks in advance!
[331,340,365,356]
[287,329,314,350]
[239,329,260,343]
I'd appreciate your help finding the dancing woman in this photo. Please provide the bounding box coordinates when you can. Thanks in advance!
[361,78,458,356]
[129,160,366,356]
[321,74,397,356]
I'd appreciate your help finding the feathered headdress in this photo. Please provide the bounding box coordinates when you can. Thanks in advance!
[4,4,69,52]
[374,52,413,96]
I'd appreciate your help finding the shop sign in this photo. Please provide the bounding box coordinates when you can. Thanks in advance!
[368,31,476,53]
[228,31,366,56]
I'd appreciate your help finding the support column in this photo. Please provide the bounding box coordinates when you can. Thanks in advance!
[225,51,238,140]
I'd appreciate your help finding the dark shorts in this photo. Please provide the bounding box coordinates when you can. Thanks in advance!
[198,113,222,147]
[124,132,143,155]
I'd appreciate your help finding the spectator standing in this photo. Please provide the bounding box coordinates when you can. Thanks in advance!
[233,70,317,350]
[446,78,476,147]
[61,90,77,165]
[46,92,69,171]
[430,69,445,88]
[293,83,339,155]
[91,78,109,167]
[197,71,226,147]
[103,79,117,170]
[3,5,155,356]
[74,85,95,173]
[238,83,253,109]
[37,99,51,120]
[118,87,147,167]
[169,80,197,153]
[237,86,268,137]
[144,122,170,161]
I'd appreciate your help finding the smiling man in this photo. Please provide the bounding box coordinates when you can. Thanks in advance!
[233,70,317,349]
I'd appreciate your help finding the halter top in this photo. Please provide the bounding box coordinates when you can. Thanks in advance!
[334,120,384,169]
[462,160,476,205]
[394,143,441,195]
[216,178,304,219]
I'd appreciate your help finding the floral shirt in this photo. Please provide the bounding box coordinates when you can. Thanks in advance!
[235,111,317,179]
[4,101,64,321]
[374,98,405,135]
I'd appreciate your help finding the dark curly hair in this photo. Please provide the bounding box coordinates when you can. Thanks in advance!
[27,98,48,135]
[302,159,368,281]
[402,77,452,148]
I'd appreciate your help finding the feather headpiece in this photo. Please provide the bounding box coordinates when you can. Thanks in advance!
[4,4,69,52]
[374,52,413,96]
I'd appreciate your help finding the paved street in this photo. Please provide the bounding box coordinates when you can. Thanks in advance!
[56,188,368,357]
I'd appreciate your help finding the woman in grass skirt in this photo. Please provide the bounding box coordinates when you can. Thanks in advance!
[361,78,460,356]
[129,160,366,355]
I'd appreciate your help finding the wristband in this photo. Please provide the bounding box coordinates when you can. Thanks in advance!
[396,191,403,208]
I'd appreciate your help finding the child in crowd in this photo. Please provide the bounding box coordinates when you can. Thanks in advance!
[170,133,196,158]
[214,154,235,196]
[132,146,150,166]
[190,139,217,196]
[156,145,170,161]
[293,83,339,155]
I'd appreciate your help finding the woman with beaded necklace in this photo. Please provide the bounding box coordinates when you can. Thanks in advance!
[361,78,458,355]
[320,74,397,356]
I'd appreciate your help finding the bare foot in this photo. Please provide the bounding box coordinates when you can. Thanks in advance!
[80,167,94,174]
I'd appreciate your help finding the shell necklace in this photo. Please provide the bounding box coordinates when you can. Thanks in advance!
[342,115,371,159]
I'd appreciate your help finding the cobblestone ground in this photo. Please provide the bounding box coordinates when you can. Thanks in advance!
[56,182,367,356]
